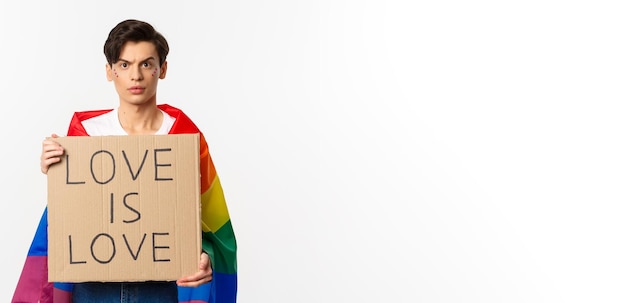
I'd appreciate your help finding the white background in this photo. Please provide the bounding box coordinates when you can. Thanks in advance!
[2,1,626,302]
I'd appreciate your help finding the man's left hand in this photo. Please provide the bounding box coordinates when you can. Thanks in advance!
[176,252,213,287]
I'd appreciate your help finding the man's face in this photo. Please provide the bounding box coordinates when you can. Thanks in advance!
[106,41,167,106]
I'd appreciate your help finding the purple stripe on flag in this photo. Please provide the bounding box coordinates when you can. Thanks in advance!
[12,256,52,303]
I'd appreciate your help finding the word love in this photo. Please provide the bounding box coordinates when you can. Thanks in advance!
[65,148,174,184]
[69,232,171,264]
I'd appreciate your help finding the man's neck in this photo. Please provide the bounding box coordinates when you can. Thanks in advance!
[117,103,163,135]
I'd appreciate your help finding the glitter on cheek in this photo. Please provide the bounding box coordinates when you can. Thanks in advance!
[113,69,119,78]
[152,68,158,77]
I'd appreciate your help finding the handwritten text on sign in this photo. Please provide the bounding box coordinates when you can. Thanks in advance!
[47,134,200,282]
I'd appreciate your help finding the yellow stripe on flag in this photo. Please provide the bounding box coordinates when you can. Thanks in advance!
[201,175,230,233]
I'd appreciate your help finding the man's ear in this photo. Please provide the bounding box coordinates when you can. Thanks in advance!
[159,61,168,79]
[105,63,113,81]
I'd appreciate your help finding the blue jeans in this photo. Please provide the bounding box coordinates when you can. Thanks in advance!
[72,281,178,303]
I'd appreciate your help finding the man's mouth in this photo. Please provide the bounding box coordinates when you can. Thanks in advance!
[128,86,145,94]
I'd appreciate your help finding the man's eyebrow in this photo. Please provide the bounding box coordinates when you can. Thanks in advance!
[117,56,157,63]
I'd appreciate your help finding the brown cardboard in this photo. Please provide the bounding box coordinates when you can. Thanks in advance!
[47,134,201,282]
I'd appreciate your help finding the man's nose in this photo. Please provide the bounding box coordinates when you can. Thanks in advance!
[130,65,144,81]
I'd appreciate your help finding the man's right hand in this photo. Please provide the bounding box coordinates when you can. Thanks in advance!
[40,133,64,174]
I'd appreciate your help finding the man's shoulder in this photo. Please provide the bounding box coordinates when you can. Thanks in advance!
[157,104,203,135]
[157,103,183,116]
[66,109,114,136]
[72,108,114,122]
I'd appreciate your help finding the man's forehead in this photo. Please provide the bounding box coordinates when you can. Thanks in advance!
[118,41,159,62]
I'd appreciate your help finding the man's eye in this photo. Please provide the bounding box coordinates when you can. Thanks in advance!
[142,62,151,68]
[120,62,128,68]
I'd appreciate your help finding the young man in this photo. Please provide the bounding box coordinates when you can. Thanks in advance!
[12,19,237,303]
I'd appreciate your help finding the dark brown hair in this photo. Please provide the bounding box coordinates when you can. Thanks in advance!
[103,19,169,67]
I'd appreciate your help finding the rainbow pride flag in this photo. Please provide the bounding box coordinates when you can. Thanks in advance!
[12,104,237,303]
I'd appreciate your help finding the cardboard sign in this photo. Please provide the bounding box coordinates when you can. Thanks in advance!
[47,134,201,282]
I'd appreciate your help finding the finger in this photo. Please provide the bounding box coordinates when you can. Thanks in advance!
[42,139,63,150]
[41,145,64,155]
[198,252,209,270]
[41,140,63,156]
[41,157,62,174]
[40,152,62,167]
[41,157,62,166]
[40,149,64,162]
[176,255,213,287]
[178,265,213,284]
[40,140,64,174]
[175,252,213,286]
[40,134,64,174]
[176,272,213,287]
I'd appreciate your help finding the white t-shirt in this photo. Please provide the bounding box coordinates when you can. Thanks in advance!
[81,107,175,136]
